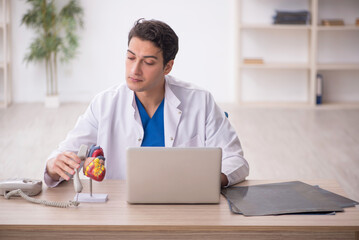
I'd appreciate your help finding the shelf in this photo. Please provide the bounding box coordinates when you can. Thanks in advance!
[317,25,359,31]
[241,63,309,69]
[241,24,311,30]
[317,63,359,70]
[238,0,359,107]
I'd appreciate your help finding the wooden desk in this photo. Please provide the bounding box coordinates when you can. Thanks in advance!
[1,180,358,240]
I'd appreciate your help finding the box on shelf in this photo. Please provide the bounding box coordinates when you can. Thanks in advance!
[243,58,264,64]
[321,19,345,26]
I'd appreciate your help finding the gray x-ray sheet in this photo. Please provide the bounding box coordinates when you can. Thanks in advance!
[315,185,359,208]
[221,181,357,216]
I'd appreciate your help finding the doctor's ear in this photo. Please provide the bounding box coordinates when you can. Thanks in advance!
[163,60,174,75]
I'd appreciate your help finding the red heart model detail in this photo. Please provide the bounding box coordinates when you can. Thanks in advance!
[84,158,106,181]
[92,148,104,158]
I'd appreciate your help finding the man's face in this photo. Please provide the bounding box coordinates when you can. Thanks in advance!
[126,37,173,95]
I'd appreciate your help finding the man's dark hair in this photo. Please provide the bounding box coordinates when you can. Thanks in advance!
[128,18,179,66]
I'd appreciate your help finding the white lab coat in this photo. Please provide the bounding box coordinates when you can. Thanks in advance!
[44,75,249,187]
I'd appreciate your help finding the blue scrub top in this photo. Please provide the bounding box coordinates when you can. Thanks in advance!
[135,95,165,147]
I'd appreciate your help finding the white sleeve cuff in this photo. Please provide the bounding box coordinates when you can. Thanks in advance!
[43,167,64,188]
[222,156,249,187]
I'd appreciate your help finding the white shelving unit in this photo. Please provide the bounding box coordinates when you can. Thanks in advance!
[237,0,359,106]
[0,0,10,108]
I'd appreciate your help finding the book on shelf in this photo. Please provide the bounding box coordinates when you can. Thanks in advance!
[356,18,359,26]
[273,10,310,25]
[321,19,345,26]
[243,58,264,64]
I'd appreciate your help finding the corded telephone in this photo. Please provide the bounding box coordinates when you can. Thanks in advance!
[0,178,79,208]
[1,144,106,208]
[0,178,42,196]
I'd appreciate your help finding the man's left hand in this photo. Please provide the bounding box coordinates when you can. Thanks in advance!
[221,173,228,187]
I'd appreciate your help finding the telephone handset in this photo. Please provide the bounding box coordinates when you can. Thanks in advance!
[72,144,88,194]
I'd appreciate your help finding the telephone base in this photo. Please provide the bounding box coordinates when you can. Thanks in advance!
[74,193,108,203]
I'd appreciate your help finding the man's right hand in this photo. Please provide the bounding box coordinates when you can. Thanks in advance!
[46,152,81,181]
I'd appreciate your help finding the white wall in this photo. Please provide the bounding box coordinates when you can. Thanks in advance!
[10,0,359,105]
[11,0,237,103]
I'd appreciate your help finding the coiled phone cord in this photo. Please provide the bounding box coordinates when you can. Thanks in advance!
[4,189,80,208]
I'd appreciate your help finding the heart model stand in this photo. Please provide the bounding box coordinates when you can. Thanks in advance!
[73,144,108,203]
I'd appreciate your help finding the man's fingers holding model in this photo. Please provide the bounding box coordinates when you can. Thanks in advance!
[54,165,71,181]
[63,151,81,165]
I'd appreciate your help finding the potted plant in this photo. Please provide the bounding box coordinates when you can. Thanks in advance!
[22,0,83,107]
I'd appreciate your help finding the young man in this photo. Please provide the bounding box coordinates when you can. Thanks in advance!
[45,19,249,188]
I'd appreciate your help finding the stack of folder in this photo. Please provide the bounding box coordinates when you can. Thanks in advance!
[273,10,311,25]
[221,181,358,216]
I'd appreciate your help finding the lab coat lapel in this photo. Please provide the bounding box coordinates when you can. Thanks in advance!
[164,79,182,147]
[128,88,143,146]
